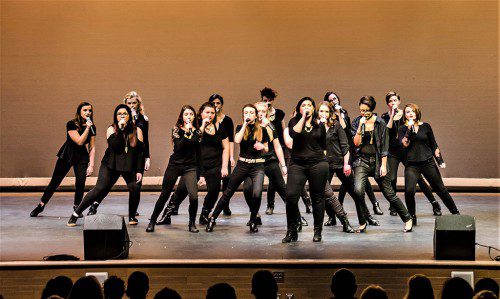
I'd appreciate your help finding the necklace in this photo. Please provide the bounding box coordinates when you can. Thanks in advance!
[206,124,214,134]
[304,125,313,133]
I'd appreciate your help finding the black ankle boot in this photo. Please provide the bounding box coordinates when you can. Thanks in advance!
[265,206,274,215]
[206,217,216,232]
[223,205,232,216]
[373,202,384,215]
[313,227,322,242]
[282,229,298,243]
[431,201,442,216]
[199,209,209,225]
[157,201,177,225]
[249,221,258,233]
[324,217,337,226]
[300,216,309,226]
[67,213,78,227]
[146,221,155,232]
[87,202,99,216]
[339,215,355,233]
[411,214,417,226]
[367,215,380,226]
[189,220,199,233]
[30,203,45,217]
[389,206,397,216]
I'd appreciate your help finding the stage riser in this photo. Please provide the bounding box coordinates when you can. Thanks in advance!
[1,266,499,299]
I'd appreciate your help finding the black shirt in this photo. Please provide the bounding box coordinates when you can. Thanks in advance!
[219,115,234,142]
[359,131,377,155]
[134,114,150,159]
[325,122,350,169]
[288,118,327,164]
[102,128,144,173]
[200,124,228,171]
[269,108,285,146]
[236,124,269,159]
[57,120,96,165]
[262,126,278,162]
[398,123,444,164]
[168,127,204,173]
[381,112,404,157]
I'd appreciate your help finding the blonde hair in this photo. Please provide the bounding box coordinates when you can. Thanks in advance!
[318,101,335,127]
[123,91,146,116]
[242,104,263,142]
[254,102,269,118]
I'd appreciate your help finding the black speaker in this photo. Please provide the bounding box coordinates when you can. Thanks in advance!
[83,214,129,260]
[434,215,475,260]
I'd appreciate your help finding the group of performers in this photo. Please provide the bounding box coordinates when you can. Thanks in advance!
[30,88,460,242]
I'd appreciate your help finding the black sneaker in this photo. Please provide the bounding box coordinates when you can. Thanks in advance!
[30,204,45,217]
[87,202,99,216]
[223,206,232,216]
[128,217,139,225]
[67,214,78,227]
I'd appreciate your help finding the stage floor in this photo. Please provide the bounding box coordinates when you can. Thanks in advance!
[0,192,498,262]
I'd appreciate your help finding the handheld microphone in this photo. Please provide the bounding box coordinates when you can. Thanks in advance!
[86,117,95,135]
[215,107,220,113]
[361,124,365,135]
[245,118,251,123]
[118,119,126,130]
[334,104,342,111]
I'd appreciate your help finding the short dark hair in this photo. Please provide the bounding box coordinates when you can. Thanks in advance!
[103,276,125,299]
[359,96,376,111]
[41,276,73,299]
[126,271,149,298]
[385,91,400,104]
[475,278,499,297]
[324,91,340,103]
[331,268,357,299]
[260,87,277,100]
[67,276,104,299]
[405,274,434,299]
[360,285,388,299]
[294,97,318,125]
[209,94,224,105]
[153,287,181,299]
[442,277,474,299]
[252,270,278,299]
[206,283,237,299]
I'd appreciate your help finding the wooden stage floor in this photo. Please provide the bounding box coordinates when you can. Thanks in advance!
[0,192,498,262]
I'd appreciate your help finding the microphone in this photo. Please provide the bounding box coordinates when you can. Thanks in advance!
[245,118,251,124]
[86,117,95,135]
[334,104,342,111]
[118,119,126,130]
[361,123,365,135]
[404,119,415,138]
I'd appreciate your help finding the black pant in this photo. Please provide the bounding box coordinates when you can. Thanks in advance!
[75,164,140,218]
[212,161,265,222]
[354,156,411,224]
[387,154,436,203]
[243,160,285,212]
[285,161,329,229]
[150,164,198,222]
[405,158,459,215]
[41,158,87,206]
[168,166,222,214]
[338,178,378,206]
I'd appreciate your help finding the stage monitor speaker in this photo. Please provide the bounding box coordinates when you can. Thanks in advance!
[84,214,129,260]
[434,215,475,260]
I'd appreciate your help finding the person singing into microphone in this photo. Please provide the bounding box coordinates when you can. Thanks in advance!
[206,104,269,233]
[351,96,413,233]
[30,102,96,217]
[156,102,229,226]
[146,105,205,233]
[282,97,329,243]
[325,92,383,217]
[67,104,144,226]
[381,91,442,217]
[208,94,235,217]
[399,103,460,225]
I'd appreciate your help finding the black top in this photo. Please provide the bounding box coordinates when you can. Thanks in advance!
[219,115,234,142]
[134,114,150,159]
[57,120,96,165]
[102,129,144,173]
[359,131,377,155]
[200,124,228,172]
[269,108,285,146]
[262,126,278,162]
[236,124,269,159]
[288,118,327,164]
[168,127,204,173]
[398,122,445,164]
[325,122,350,169]
[381,112,404,157]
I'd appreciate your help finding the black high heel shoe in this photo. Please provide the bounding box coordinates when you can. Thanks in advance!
[30,203,45,217]
[373,202,384,215]
[411,214,417,226]
[146,221,155,232]
[339,215,355,233]
[324,217,337,226]
[249,221,258,233]
[189,220,199,233]
[87,202,99,216]
[356,223,367,233]
[403,219,413,233]
[282,229,298,243]
[312,228,322,242]
[206,217,216,232]
[431,201,442,216]
[367,216,380,226]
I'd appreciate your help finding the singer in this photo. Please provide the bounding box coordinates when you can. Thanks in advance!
[282,97,329,243]
[206,104,269,233]
[30,102,96,217]
[67,104,144,226]
[209,94,235,216]
[325,92,383,217]
[351,96,413,233]
[398,103,460,225]
[146,105,204,233]
[381,91,442,217]
[156,102,229,226]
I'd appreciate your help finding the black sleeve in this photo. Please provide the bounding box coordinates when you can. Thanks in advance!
[142,120,150,158]
[235,124,242,133]
[288,118,299,138]
[135,140,145,173]
[218,124,228,140]
[107,132,125,151]
[320,124,327,150]
[398,126,408,146]
[225,117,235,142]
[426,123,445,164]
[66,121,78,131]
[336,122,350,156]
[276,109,285,123]
[379,121,389,157]
[350,117,359,138]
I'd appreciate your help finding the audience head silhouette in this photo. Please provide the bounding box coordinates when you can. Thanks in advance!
[441,277,473,299]
[473,290,498,299]
[41,275,73,299]
[206,283,237,299]
[405,274,434,299]
[331,268,357,299]
[251,270,278,299]
[475,278,499,297]
[67,275,104,299]
[360,285,388,299]
[154,287,182,299]
[126,271,149,299]
[104,276,125,299]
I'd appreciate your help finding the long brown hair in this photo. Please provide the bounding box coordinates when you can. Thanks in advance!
[242,104,263,142]
[404,103,422,124]
[317,101,336,127]
[175,105,198,129]
[112,104,138,148]
[72,102,93,130]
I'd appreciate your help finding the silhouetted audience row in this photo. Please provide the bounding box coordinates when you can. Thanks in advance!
[39,269,499,299]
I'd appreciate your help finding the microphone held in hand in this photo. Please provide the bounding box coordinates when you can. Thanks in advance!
[118,119,126,130]
[245,118,251,124]
[86,117,95,135]
[361,124,365,136]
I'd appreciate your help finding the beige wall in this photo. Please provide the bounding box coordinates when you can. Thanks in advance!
[1,1,498,178]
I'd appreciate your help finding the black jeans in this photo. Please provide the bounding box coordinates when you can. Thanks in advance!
[212,161,265,222]
[243,160,285,211]
[75,164,140,218]
[41,158,87,206]
[405,158,459,215]
[338,178,378,206]
[387,154,436,204]
[354,156,411,223]
[168,166,222,214]
[285,161,329,229]
[149,163,198,222]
